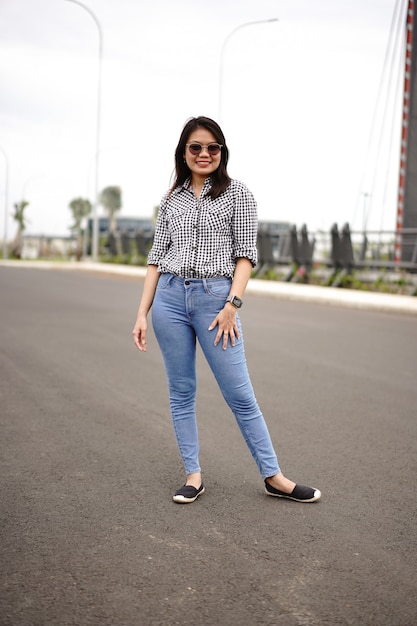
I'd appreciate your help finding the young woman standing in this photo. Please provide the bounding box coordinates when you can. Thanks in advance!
[132,116,321,505]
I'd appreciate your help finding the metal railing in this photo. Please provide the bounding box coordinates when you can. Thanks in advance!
[254,224,417,282]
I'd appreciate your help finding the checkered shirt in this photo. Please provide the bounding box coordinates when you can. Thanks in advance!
[148,177,258,278]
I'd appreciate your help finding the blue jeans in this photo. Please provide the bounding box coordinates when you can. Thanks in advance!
[151,273,281,478]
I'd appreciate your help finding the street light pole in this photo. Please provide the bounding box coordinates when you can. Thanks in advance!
[0,145,10,260]
[218,18,278,123]
[65,0,102,262]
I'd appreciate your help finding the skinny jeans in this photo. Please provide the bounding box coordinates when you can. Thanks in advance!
[151,273,281,478]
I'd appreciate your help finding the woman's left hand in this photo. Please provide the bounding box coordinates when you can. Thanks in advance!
[208,305,240,350]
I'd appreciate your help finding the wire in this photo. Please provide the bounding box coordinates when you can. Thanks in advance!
[365,0,407,230]
[379,10,407,231]
[351,0,407,230]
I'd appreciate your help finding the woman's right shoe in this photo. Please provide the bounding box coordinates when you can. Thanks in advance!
[264,480,321,502]
[173,483,205,503]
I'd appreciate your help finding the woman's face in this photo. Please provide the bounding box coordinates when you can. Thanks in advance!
[184,127,222,180]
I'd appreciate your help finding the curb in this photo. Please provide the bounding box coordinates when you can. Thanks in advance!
[1,260,417,316]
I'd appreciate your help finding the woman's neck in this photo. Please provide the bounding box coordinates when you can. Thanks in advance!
[191,174,208,199]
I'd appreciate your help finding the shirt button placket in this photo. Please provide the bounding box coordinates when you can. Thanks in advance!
[191,199,200,277]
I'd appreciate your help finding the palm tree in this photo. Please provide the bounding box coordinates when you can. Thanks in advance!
[11,200,29,258]
[99,185,122,233]
[69,197,92,260]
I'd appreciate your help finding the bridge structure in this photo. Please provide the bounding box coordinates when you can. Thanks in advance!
[397,0,417,263]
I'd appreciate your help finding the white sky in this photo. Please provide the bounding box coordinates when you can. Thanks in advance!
[0,0,405,240]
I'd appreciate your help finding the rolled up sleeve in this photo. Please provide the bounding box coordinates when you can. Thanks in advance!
[232,183,258,267]
[147,197,171,266]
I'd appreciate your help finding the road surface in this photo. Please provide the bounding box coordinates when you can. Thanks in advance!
[1,266,416,626]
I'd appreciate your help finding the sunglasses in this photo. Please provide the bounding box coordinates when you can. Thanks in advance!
[186,142,223,156]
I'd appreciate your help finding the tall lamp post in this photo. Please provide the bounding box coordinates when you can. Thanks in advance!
[0,145,9,260]
[65,0,102,262]
[218,18,278,123]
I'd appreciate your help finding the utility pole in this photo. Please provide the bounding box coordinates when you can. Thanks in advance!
[396,0,416,264]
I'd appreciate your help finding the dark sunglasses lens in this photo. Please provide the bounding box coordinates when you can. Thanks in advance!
[188,144,202,155]
[208,144,221,155]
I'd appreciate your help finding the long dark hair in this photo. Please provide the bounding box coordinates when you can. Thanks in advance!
[170,116,231,199]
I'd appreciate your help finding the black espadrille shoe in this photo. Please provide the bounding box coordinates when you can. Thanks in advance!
[173,483,205,504]
[265,480,321,502]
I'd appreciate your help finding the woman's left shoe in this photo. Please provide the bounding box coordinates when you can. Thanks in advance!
[173,483,205,503]
[264,480,321,502]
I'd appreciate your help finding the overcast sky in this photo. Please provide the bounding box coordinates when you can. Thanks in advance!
[0,0,404,240]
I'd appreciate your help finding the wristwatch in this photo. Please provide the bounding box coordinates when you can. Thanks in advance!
[226,294,243,309]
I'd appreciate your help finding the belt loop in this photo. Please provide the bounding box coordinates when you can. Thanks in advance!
[202,278,208,292]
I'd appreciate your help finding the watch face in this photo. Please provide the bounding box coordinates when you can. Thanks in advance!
[227,295,242,308]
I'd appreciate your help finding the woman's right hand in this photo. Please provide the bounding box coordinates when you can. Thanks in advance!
[132,265,160,353]
[132,314,148,352]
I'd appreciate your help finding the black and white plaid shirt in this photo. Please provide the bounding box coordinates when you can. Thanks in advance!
[148,177,258,278]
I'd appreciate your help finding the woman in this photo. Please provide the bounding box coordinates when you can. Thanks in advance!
[132,116,321,505]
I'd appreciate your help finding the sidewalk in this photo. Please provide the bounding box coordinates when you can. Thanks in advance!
[2,259,417,316]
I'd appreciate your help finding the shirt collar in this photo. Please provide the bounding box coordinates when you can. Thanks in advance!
[178,176,213,196]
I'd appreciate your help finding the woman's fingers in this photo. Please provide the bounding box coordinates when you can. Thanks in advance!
[132,327,147,351]
[214,326,237,350]
[209,311,239,350]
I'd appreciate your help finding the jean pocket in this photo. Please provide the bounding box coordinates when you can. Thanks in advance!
[157,273,174,290]
[206,280,231,299]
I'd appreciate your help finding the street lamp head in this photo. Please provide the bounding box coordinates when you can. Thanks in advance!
[218,17,280,123]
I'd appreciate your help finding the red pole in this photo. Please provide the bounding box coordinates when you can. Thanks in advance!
[396,0,415,264]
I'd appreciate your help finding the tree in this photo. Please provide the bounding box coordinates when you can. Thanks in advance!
[11,200,29,258]
[68,197,92,260]
[99,185,122,233]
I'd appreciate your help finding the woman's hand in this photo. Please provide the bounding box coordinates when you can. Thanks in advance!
[132,314,148,352]
[208,304,240,350]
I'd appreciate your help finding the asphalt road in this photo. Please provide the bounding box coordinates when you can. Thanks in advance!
[1,266,417,626]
